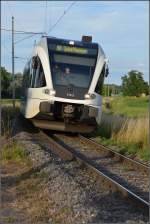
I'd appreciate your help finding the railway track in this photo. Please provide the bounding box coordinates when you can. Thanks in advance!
[41,131,149,212]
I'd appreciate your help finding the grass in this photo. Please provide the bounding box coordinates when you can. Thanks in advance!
[1,141,30,165]
[92,114,149,162]
[1,99,21,106]
[95,96,149,161]
[103,96,149,118]
[2,216,16,223]
[1,105,20,137]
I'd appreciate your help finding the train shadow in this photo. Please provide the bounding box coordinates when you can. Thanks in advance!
[11,113,40,137]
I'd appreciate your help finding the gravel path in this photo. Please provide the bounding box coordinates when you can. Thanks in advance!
[1,115,149,223]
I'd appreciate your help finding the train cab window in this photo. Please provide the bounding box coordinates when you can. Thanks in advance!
[22,61,30,95]
[30,57,46,88]
[95,65,105,94]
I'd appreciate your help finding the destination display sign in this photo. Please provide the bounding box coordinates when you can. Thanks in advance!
[56,45,88,54]
[49,44,97,56]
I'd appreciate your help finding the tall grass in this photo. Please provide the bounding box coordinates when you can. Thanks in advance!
[1,106,20,137]
[95,113,149,161]
[113,116,148,149]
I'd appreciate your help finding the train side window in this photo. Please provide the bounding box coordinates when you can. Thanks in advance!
[95,65,105,94]
[30,57,46,88]
[30,56,38,88]
[22,61,30,95]
[30,68,36,88]
[24,61,30,86]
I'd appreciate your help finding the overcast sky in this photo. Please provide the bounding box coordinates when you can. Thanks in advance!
[1,1,149,85]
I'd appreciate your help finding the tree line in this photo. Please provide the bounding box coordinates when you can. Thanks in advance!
[1,67,23,98]
[103,70,149,96]
[0,66,149,98]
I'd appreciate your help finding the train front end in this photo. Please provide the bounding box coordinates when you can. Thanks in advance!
[22,36,108,133]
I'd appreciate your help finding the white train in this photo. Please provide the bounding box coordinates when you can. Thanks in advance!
[21,36,109,133]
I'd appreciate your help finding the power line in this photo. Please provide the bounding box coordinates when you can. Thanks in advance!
[14,56,28,60]
[47,1,76,34]
[1,28,44,35]
[14,33,41,44]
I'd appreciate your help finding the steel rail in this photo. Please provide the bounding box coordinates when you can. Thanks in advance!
[79,135,149,174]
[41,132,149,211]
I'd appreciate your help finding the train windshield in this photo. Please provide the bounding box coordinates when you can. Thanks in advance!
[49,44,97,88]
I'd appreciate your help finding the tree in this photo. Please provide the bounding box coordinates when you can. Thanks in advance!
[102,84,122,96]
[121,70,149,96]
[0,67,11,98]
[0,67,23,98]
[8,72,23,98]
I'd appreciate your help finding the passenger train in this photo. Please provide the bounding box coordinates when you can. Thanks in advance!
[21,36,109,133]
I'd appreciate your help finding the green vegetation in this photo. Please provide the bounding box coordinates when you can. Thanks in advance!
[103,96,148,117]
[1,66,23,98]
[1,99,21,106]
[2,216,16,223]
[102,84,122,96]
[1,141,30,165]
[121,70,149,96]
[92,96,149,161]
[98,115,148,161]
[95,135,148,161]
[1,106,20,136]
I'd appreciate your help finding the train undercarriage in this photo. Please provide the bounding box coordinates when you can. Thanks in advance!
[31,101,97,133]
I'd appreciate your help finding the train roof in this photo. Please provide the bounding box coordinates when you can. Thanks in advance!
[39,36,99,49]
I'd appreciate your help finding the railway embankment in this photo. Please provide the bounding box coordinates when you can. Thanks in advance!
[90,96,148,163]
[0,105,149,223]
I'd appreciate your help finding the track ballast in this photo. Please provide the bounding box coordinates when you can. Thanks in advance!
[40,131,149,212]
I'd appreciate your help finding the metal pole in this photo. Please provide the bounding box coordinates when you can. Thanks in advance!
[12,16,15,108]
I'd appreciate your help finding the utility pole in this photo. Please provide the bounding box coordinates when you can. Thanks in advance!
[12,16,15,108]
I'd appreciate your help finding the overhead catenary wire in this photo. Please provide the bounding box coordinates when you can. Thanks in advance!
[14,33,42,44]
[47,1,76,34]
[3,1,76,75]
[14,56,28,60]
[1,28,44,34]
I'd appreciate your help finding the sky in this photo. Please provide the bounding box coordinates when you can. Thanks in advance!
[1,1,149,85]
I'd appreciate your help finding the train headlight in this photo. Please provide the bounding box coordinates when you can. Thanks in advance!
[44,89,56,96]
[84,93,96,99]
[49,89,56,96]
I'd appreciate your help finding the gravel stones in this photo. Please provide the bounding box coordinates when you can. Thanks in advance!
[6,117,149,223]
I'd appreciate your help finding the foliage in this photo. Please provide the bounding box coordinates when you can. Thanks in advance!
[0,66,23,98]
[92,114,148,161]
[102,84,122,96]
[121,70,149,96]
[1,67,11,98]
[8,72,23,98]
[1,141,29,164]
[1,106,20,136]
[103,96,148,117]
